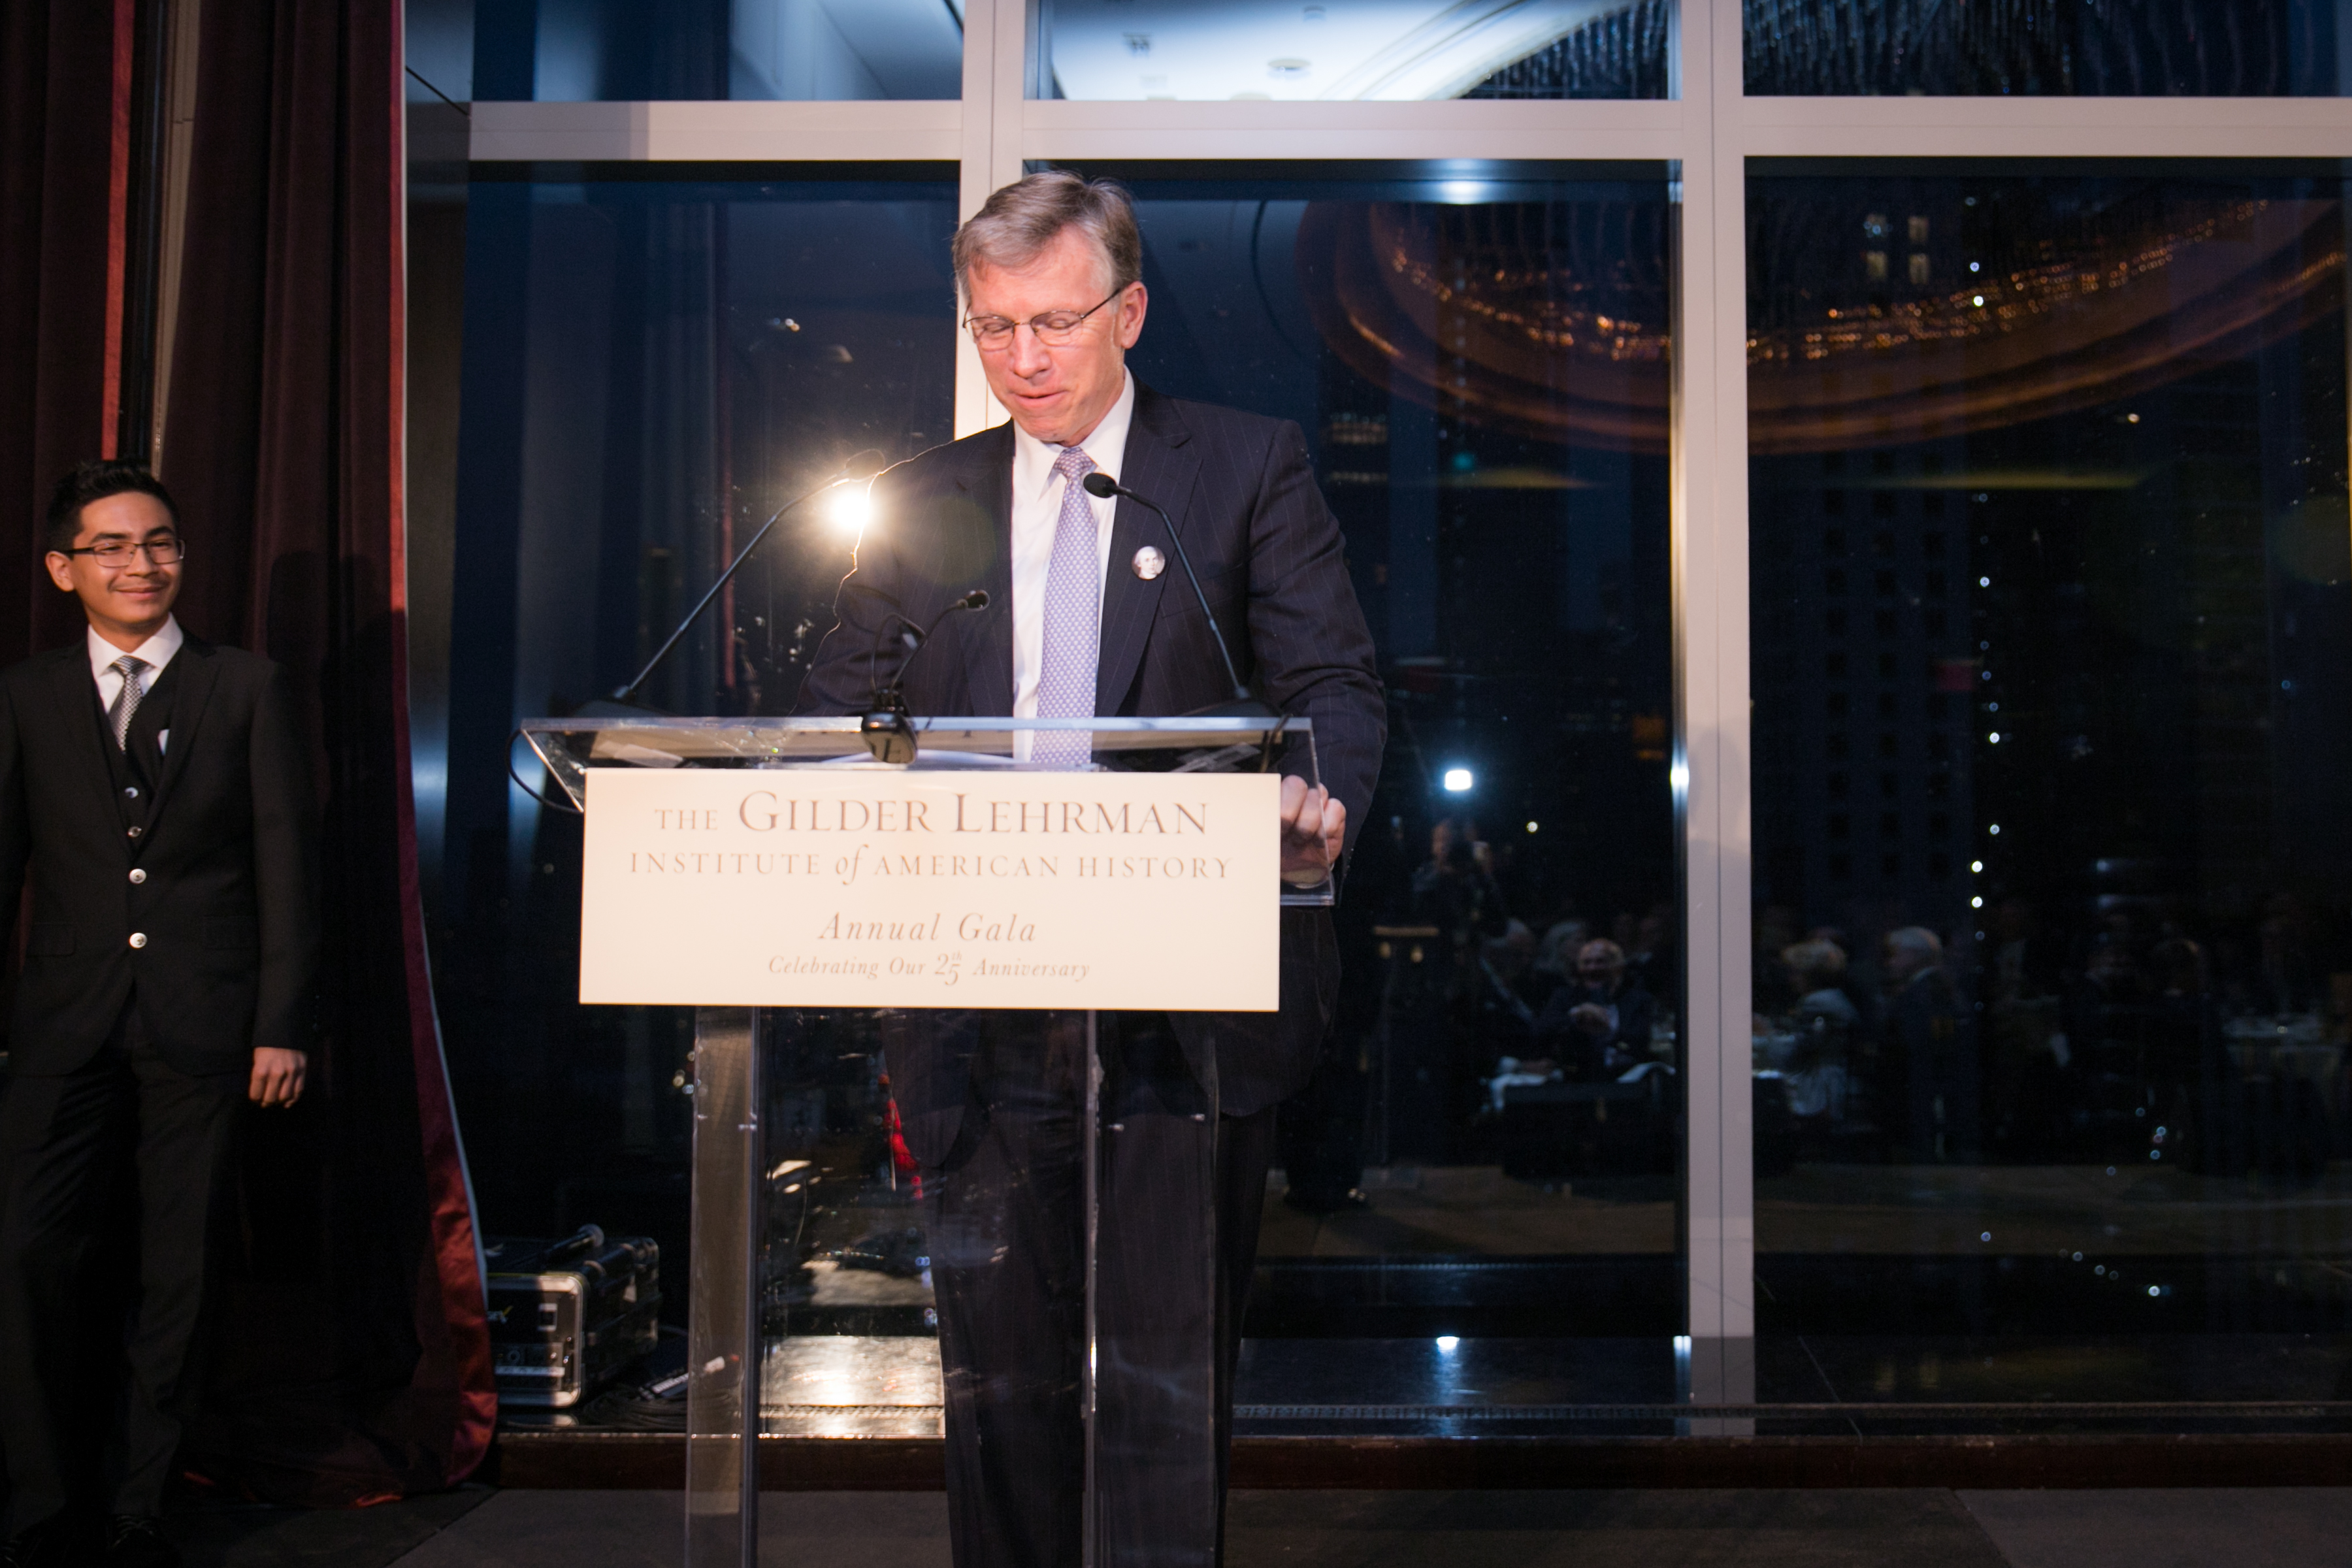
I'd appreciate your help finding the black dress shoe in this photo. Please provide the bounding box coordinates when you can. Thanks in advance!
[101,1517,176,1568]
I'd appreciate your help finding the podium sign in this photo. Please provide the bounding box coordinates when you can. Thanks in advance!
[579,768,1281,1011]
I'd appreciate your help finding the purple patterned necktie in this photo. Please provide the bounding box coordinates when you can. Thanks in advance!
[1032,446,1101,768]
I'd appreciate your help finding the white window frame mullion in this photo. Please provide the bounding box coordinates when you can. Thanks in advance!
[465,99,962,161]
[1673,0,1754,1413]
[1021,98,1684,161]
[952,0,1032,437]
[463,83,2352,167]
[1740,93,2352,157]
[954,0,1010,437]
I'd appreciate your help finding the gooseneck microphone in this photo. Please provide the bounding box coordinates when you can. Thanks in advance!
[1080,470,1269,716]
[610,448,889,708]
[866,589,991,702]
[859,588,990,764]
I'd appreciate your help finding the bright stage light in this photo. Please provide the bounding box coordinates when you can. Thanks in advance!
[828,480,874,537]
[1441,767,1473,793]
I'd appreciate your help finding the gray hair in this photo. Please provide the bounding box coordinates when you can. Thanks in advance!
[952,170,1141,304]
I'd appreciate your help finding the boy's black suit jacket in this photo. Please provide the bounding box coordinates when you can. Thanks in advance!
[798,384,1387,1164]
[0,636,319,1077]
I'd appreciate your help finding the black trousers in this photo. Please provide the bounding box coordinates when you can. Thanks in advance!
[0,1005,244,1534]
[1274,1046,1365,1211]
[925,1012,1273,1568]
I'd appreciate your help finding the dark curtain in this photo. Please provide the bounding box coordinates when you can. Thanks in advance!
[153,0,494,1501]
[0,1,122,657]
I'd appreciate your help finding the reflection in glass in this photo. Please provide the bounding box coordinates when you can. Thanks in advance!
[429,180,956,1414]
[473,0,964,101]
[1117,172,1678,1404]
[1746,0,2352,96]
[1751,171,2352,1412]
[1038,0,1667,100]
[432,165,1682,1436]
[757,1009,941,1437]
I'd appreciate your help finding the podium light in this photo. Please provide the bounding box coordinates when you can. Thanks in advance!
[1441,767,1473,792]
[828,480,874,536]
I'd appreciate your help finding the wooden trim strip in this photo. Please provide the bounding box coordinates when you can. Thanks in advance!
[487,1430,2352,1492]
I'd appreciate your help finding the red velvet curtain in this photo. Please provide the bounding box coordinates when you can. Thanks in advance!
[0,2,123,657]
[7,0,493,1503]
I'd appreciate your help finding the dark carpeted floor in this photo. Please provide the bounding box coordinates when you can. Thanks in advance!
[1226,1490,2010,1567]
[165,1487,494,1568]
[155,1485,2352,1567]
[1960,1488,2352,1568]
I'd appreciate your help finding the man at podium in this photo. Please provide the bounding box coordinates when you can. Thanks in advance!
[799,171,1384,1565]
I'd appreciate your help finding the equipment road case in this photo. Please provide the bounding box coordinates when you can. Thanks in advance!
[485,1226,661,1409]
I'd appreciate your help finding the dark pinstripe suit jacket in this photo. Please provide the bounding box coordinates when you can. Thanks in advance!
[797,382,1386,1164]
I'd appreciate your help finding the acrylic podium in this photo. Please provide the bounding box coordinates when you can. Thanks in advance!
[519,713,1326,1568]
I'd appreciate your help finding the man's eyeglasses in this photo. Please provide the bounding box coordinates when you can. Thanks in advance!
[63,536,184,565]
[964,289,1123,351]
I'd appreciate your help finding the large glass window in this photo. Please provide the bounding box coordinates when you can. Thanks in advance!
[422,161,1681,1425]
[471,0,965,101]
[1100,168,1680,1416]
[1037,1,1671,100]
[414,0,2352,1465]
[1750,167,2352,1417]
[1745,1,2352,96]
[425,176,958,1369]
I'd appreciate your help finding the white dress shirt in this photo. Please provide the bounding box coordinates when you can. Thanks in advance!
[1007,370,1136,760]
[88,615,184,753]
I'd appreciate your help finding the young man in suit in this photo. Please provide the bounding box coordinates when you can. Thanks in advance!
[800,172,1385,1567]
[0,463,318,1568]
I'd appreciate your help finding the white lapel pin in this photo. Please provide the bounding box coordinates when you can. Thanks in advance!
[1130,546,1166,581]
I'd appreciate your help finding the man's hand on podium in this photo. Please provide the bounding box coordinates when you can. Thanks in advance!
[1279,775,1345,887]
